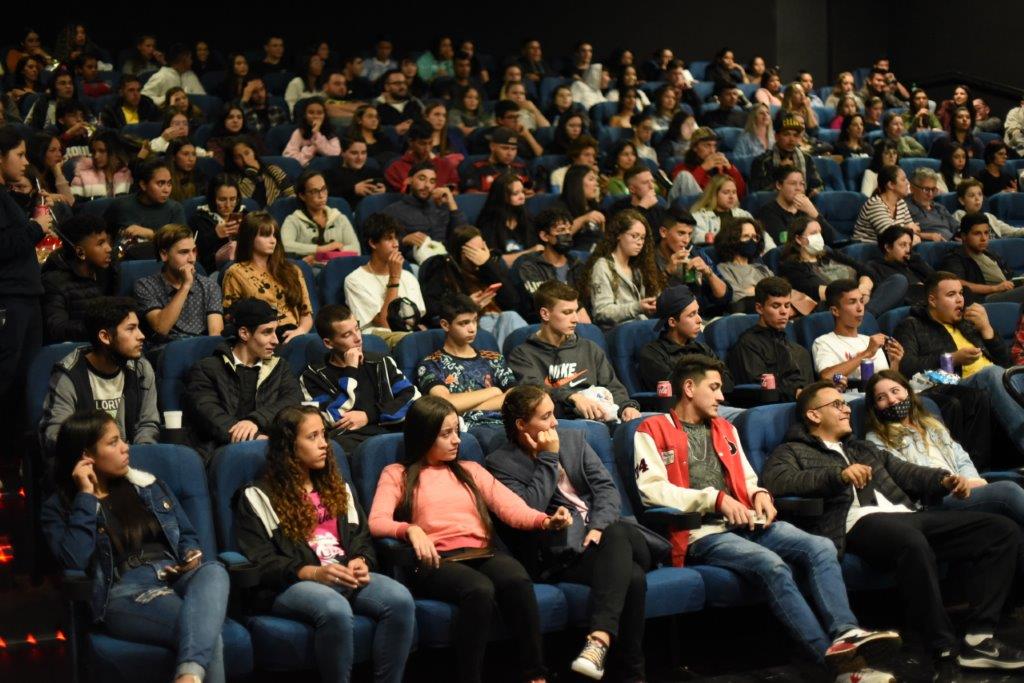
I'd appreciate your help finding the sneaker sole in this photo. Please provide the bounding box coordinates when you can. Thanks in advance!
[956,655,1024,670]
[570,659,605,680]
[825,633,902,671]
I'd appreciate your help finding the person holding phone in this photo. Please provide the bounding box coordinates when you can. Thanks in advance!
[189,174,246,274]
[41,409,230,683]
[324,138,386,209]
[235,405,415,683]
[369,395,571,683]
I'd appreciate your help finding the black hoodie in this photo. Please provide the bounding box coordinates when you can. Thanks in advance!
[40,251,118,343]
[893,305,1010,378]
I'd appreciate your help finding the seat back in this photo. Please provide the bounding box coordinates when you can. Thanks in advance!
[984,301,1021,348]
[742,191,776,215]
[355,193,403,229]
[611,417,654,517]
[393,329,500,380]
[841,242,882,264]
[158,336,225,411]
[500,323,608,358]
[455,193,488,225]
[898,158,940,177]
[842,157,871,193]
[987,238,1024,275]
[608,319,661,397]
[814,191,867,240]
[525,193,562,217]
[117,260,208,297]
[208,440,349,554]
[703,314,758,361]
[264,124,298,155]
[317,255,370,307]
[557,420,632,515]
[877,306,911,336]
[914,241,958,270]
[989,195,1024,226]
[733,403,797,476]
[715,127,743,152]
[261,156,303,184]
[813,157,846,191]
[27,342,84,429]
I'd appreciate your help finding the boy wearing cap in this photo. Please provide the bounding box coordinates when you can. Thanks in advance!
[750,115,824,195]
[669,127,746,198]
[384,120,460,192]
[462,125,534,193]
[184,298,303,459]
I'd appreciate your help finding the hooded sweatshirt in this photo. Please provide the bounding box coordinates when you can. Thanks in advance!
[41,251,119,343]
[280,206,360,257]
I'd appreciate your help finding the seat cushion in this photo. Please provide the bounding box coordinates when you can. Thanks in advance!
[690,565,765,608]
[841,554,896,591]
[557,566,705,625]
[247,614,375,670]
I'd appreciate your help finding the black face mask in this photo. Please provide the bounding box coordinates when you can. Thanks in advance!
[551,233,573,255]
[738,240,761,259]
[877,398,912,422]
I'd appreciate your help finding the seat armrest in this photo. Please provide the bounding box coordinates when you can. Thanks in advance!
[642,506,703,530]
[219,551,261,589]
[376,538,417,570]
[775,496,824,516]
[60,570,93,602]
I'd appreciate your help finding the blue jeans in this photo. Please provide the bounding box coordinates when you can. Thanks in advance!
[941,480,1024,573]
[962,365,1024,454]
[478,311,528,349]
[271,573,416,683]
[687,521,857,663]
[105,560,229,683]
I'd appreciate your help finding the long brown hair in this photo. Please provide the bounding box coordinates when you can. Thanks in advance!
[261,405,349,542]
[397,396,493,539]
[864,369,944,450]
[579,209,665,305]
[235,211,305,315]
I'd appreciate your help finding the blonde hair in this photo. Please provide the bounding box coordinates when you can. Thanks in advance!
[691,174,737,213]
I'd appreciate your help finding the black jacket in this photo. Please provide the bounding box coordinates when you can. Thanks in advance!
[893,305,1010,378]
[754,201,837,246]
[511,251,587,321]
[865,256,933,306]
[0,186,44,298]
[234,480,377,611]
[99,95,162,130]
[726,323,814,402]
[418,253,519,326]
[762,422,950,555]
[638,334,734,394]
[750,148,824,194]
[940,246,1013,293]
[778,249,864,303]
[40,252,119,343]
[184,343,304,459]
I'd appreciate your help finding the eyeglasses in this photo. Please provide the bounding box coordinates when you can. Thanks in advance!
[623,232,647,242]
[913,184,939,194]
[304,186,329,195]
[811,399,849,412]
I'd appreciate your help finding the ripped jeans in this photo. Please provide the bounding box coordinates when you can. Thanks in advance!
[105,560,229,683]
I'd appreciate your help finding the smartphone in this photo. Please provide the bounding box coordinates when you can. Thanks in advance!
[227,212,244,223]
[485,283,503,293]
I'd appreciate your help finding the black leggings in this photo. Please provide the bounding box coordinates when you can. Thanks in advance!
[409,551,544,683]
[550,521,650,679]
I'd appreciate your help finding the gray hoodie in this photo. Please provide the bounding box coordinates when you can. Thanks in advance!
[507,332,638,419]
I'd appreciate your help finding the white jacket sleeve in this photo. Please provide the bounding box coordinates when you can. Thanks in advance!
[141,68,175,106]
[633,423,720,513]
[326,213,361,254]
[280,215,317,256]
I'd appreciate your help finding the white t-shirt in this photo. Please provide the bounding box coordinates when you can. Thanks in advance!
[811,331,889,381]
[821,439,913,533]
[344,266,426,331]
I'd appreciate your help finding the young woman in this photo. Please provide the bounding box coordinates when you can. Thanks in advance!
[608,65,650,108]
[148,110,208,156]
[168,139,205,202]
[825,71,863,109]
[162,87,204,126]
[448,87,493,137]
[581,209,665,330]
[690,175,759,245]
[219,53,250,102]
[106,160,186,259]
[939,144,968,193]
[714,217,777,313]
[865,370,1024,559]
[41,410,229,683]
[975,140,1018,197]
[4,55,43,114]
[834,114,872,159]
[488,385,658,681]
[777,83,819,136]
[284,98,341,168]
[937,84,972,132]
[547,112,588,156]
[346,104,397,164]
[281,170,360,266]
[422,100,467,158]
[754,68,783,107]
[221,211,313,344]
[830,95,859,130]
[656,110,697,166]
[285,53,325,115]
[609,87,641,129]
[557,164,606,249]
[604,140,640,197]
[206,104,252,165]
[707,47,747,88]
[27,132,74,205]
[951,178,1024,238]
[190,174,247,273]
[416,36,455,82]
[781,215,907,316]
[733,103,775,157]
[650,85,681,132]
[191,41,218,78]
[853,164,922,244]
[861,139,900,196]
[369,395,570,683]
[476,172,538,267]
[931,106,984,161]
[236,405,416,683]
[72,130,134,200]
[745,56,767,85]
[544,86,584,129]
[224,137,294,207]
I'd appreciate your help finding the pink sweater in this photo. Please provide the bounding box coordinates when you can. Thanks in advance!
[369,461,547,552]
[283,130,341,167]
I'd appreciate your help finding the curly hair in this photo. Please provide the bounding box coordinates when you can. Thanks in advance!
[715,216,765,263]
[578,208,665,305]
[261,405,348,543]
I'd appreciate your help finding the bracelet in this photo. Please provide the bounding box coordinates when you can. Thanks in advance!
[386,282,399,288]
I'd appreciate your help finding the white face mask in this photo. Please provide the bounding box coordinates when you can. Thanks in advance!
[805,233,825,255]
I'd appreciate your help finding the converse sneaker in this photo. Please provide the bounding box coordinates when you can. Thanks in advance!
[957,636,1024,669]
[826,629,902,670]
[834,668,896,683]
[571,636,609,680]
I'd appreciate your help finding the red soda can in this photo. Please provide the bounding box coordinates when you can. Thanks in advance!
[656,381,672,398]
[760,373,776,390]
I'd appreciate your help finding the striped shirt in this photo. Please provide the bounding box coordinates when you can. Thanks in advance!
[852,195,913,243]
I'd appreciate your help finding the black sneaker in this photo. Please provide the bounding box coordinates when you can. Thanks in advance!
[957,637,1024,670]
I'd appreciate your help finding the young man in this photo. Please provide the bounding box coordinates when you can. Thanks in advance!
[364,38,397,84]
[300,304,419,453]
[239,78,289,134]
[812,279,903,387]
[462,124,535,192]
[384,121,460,192]
[253,35,287,77]
[415,294,517,451]
[133,224,223,353]
[343,214,426,348]
[75,53,112,98]
[763,381,1023,673]
[607,166,665,230]
[865,226,933,307]
[184,298,303,459]
[374,69,424,129]
[727,277,815,402]
[749,115,824,195]
[324,138,386,207]
[39,297,159,456]
[511,207,590,321]
[380,162,467,259]
[940,213,1024,304]
[894,271,1024,454]
[99,75,162,129]
[654,208,730,316]
[508,282,641,423]
[41,213,118,343]
[858,68,905,109]
[548,135,598,194]
[633,356,899,680]
[702,85,746,128]
[321,70,363,126]
[140,43,205,106]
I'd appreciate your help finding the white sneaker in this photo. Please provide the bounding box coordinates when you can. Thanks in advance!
[571,637,608,680]
[835,668,896,683]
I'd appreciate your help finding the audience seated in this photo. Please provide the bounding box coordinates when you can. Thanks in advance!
[690,175,760,246]
[634,355,899,680]
[733,104,775,158]
[973,99,1003,135]
[861,140,899,197]
[190,174,246,273]
[852,166,922,244]
[511,207,591,321]
[324,137,387,207]
[657,111,698,166]
[384,121,459,193]
[903,88,942,133]
[476,172,538,266]
[750,115,824,196]
[834,114,872,160]
[763,380,1023,673]
[756,167,837,245]
[555,164,606,250]
[1005,96,1024,158]
[374,69,424,128]
[654,209,730,315]
[974,141,1018,197]
[71,131,133,200]
[462,124,534,192]
[671,127,747,199]
[951,179,1024,238]
[223,136,295,207]
[184,297,302,458]
[284,98,342,168]
[906,167,957,240]
[104,158,186,259]
[509,282,640,427]
[381,162,468,262]
[858,68,904,109]
[39,297,159,455]
[931,106,984,161]
[167,139,205,202]
[608,166,667,232]
[940,213,1024,304]
[881,113,926,158]
[239,78,289,135]
[825,72,862,109]
[281,170,360,265]
[866,226,934,306]
[284,54,325,115]
[939,145,968,193]
[140,43,205,106]
[753,68,783,107]
[714,217,780,313]
[300,305,419,452]
[703,85,747,129]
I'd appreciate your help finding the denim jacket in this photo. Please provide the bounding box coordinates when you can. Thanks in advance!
[40,468,202,621]
[866,425,981,481]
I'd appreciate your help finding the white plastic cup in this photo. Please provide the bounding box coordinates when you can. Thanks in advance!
[163,411,183,429]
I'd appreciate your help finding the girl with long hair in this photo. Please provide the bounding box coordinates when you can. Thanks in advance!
[224,137,294,207]
[41,409,229,683]
[939,144,968,193]
[860,139,900,196]
[72,130,134,200]
[345,104,397,163]
[221,211,313,343]
[162,86,204,125]
[27,132,74,204]
[448,86,493,137]
[422,100,467,157]
[369,395,570,683]
[656,110,697,166]
[476,172,538,266]
[754,68,783,107]
[219,53,250,101]
[236,405,416,683]
[690,174,758,245]
[830,95,859,130]
[547,111,588,156]
[604,140,640,197]
[581,209,665,330]
[284,98,341,167]
[713,216,775,312]
[167,139,205,202]
[284,53,325,114]
[206,103,252,165]
[189,174,246,272]
[734,103,776,158]
[835,113,872,159]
